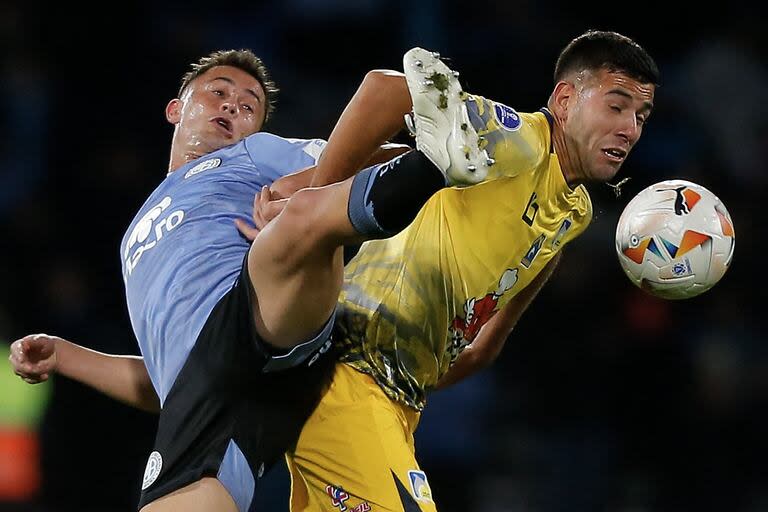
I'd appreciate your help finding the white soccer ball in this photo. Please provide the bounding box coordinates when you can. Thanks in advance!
[615,179,735,299]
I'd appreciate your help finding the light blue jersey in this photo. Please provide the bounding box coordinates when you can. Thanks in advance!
[121,133,325,405]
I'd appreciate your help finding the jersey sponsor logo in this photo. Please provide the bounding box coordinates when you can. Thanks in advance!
[449,269,518,360]
[408,470,434,503]
[141,451,162,490]
[493,102,522,131]
[552,219,573,249]
[124,197,185,276]
[521,234,546,268]
[184,157,221,179]
[325,484,350,511]
[522,191,539,226]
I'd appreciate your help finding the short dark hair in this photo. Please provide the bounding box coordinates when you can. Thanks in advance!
[554,30,660,86]
[179,49,278,124]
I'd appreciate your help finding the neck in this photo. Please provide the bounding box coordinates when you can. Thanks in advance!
[167,132,211,174]
[549,108,581,189]
[168,150,205,174]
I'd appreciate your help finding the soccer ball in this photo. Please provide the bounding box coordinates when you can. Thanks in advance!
[615,179,735,299]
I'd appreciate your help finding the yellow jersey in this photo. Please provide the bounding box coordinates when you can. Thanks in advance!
[335,97,593,410]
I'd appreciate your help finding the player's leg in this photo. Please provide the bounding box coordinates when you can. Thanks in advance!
[135,255,337,512]
[248,49,487,350]
[312,55,492,188]
[286,364,438,512]
[403,47,493,185]
[140,478,238,512]
[247,151,443,349]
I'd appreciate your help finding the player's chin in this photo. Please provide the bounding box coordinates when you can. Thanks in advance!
[595,161,624,183]
[207,136,231,153]
[589,168,618,184]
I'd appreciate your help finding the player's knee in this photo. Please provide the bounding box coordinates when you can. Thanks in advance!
[363,69,407,97]
[279,188,329,246]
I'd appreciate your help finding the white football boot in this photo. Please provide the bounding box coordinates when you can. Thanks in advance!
[403,47,493,186]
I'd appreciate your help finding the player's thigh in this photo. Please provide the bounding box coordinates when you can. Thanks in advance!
[287,365,438,512]
[140,477,238,512]
[245,181,356,348]
[248,178,357,277]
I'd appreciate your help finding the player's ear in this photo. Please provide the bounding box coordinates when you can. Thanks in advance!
[550,81,574,120]
[166,99,182,124]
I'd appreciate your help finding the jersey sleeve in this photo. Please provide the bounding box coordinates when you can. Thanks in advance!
[244,133,327,177]
[465,94,550,181]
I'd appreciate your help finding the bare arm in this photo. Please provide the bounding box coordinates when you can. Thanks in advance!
[235,142,414,240]
[435,253,563,390]
[311,69,413,187]
[235,71,413,239]
[9,334,160,413]
[271,143,413,199]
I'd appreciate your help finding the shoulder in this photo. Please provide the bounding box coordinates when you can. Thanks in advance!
[243,132,328,170]
[245,132,326,154]
[466,96,554,179]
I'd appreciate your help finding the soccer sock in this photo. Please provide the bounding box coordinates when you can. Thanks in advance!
[348,151,447,238]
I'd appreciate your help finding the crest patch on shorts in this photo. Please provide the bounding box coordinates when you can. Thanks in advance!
[142,451,163,490]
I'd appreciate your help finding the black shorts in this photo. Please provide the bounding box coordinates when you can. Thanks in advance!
[138,257,336,511]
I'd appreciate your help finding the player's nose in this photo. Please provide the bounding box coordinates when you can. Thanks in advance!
[617,116,640,144]
[220,101,237,116]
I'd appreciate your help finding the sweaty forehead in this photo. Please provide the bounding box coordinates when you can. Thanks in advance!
[596,69,655,102]
[195,66,264,97]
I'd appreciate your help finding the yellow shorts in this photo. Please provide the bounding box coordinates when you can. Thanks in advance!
[286,363,437,511]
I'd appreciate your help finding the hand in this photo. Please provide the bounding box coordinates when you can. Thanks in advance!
[9,334,60,384]
[270,165,315,199]
[235,185,289,241]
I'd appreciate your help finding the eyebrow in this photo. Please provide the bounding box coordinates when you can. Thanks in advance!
[208,76,263,103]
[607,88,654,113]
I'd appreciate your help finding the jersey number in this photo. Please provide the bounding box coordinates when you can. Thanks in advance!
[522,192,539,226]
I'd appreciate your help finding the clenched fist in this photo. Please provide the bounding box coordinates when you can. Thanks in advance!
[9,334,61,384]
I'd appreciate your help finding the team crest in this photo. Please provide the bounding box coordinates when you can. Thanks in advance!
[141,451,162,490]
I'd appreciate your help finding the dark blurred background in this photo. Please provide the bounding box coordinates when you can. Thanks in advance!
[1,1,765,511]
